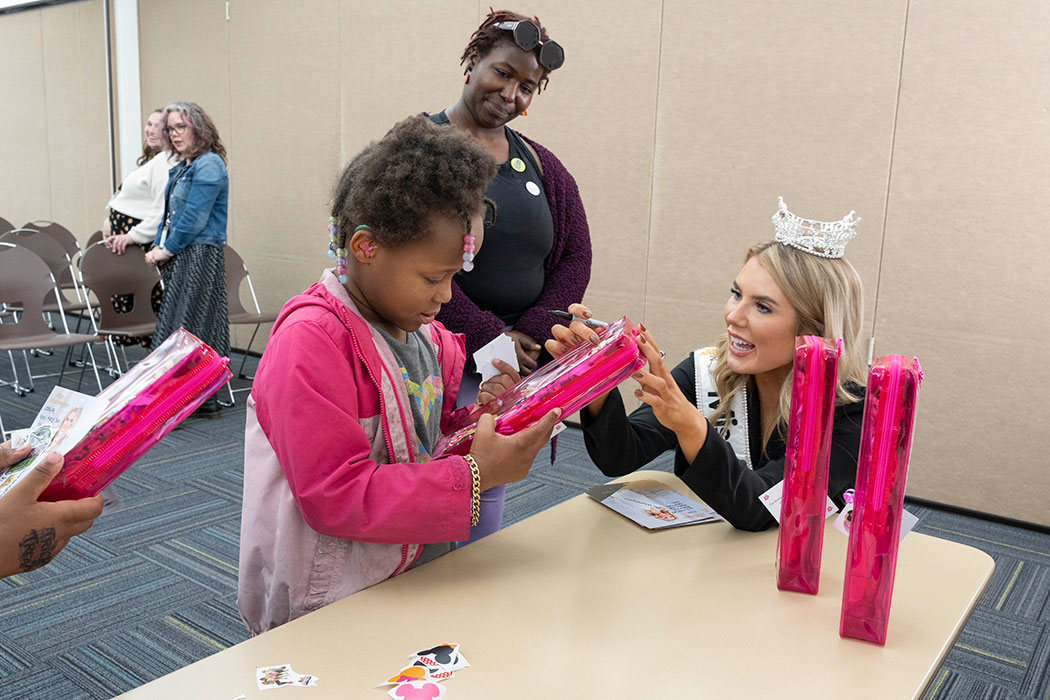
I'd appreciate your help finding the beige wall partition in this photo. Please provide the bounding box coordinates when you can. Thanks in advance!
[3,1,1049,525]
[0,0,111,238]
[646,0,907,362]
[876,0,1050,524]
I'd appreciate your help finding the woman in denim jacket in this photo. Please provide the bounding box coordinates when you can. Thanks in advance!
[146,101,231,415]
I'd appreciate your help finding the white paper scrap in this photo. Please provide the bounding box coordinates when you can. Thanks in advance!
[473,334,519,382]
[758,480,837,524]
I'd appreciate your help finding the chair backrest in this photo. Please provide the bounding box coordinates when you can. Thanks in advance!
[0,228,74,286]
[0,243,63,341]
[79,240,160,331]
[0,216,13,235]
[86,229,105,248]
[23,220,81,262]
[224,245,255,316]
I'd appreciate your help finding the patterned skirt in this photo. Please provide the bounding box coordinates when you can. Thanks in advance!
[107,210,163,347]
[152,243,230,358]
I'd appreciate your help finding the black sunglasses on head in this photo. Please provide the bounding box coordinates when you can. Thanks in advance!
[496,20,564,71]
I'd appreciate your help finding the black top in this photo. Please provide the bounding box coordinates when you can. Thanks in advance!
[430,111,555,325]
[580,353,866,531]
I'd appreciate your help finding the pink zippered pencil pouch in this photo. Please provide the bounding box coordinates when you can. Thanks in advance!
[39,328,231,502]
[839,354,923,644]
[776,335,841,594]
[435,317,646,457]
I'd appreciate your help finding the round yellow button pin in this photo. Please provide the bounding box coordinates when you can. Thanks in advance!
[510,157,526,172]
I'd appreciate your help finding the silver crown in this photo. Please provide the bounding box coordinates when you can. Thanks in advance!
[772,196,859,259]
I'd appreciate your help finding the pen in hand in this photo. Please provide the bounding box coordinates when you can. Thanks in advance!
[548,309,608,330]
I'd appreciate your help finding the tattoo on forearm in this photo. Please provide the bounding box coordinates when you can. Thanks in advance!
[18,527,58,572]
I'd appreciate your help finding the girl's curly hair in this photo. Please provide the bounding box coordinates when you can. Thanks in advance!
[331,116,497,249]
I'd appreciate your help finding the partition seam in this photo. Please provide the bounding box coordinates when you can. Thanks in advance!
[871,0,912,342]
[642,0,666,324]
[41,13,54,220]
[226,0,233,249]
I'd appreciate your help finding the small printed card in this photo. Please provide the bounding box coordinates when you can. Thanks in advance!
[1,387,105,500]
[832,495,919,543]
[757,480,837,524]
[256,664,318,690]
[587,479,722,529]
[473,334,519,382]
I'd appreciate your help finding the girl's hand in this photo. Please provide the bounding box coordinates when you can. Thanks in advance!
[475,359,521,411]
[631,328,708,461]
[504,331,540,375]
[101,218,112,240]
[469,409,562,491]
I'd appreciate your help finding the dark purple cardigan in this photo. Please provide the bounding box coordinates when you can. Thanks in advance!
[436,133,593,356]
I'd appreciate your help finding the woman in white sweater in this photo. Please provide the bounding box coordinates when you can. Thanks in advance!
[103,109,175,254]
[101,108,174,346]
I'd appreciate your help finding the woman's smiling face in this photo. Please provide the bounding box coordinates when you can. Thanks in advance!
[461,41,544,129]
[723,256,798,381]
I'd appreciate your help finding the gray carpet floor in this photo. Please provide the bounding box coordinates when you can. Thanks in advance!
[0,345,1047,699]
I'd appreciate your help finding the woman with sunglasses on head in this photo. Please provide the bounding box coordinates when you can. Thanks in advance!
[430,10,593,544]
[546,200,868,532]
[145,101,231,416]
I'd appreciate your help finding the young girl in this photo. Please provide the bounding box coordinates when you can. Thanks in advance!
[238,116,561,634]
[545,199,867,531]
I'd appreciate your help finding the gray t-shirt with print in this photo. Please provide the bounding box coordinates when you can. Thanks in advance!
[372,325,453,567]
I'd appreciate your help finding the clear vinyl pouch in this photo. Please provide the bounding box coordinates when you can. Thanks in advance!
[434,317,646,457]
[839,354,923,644]
[39,328,231,502]
[776,335,841,594]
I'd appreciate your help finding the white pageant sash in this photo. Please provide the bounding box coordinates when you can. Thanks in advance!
[693,347,753,470]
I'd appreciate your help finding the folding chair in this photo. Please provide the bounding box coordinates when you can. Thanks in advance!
[79,240,160,375]
[224,246,278,402]
[1,228,93,322]
[0,216,13,235]
[0,242,102,396]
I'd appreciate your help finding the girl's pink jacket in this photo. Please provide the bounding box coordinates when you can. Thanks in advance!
[237,270,472,634]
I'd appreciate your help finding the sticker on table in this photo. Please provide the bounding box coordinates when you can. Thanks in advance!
[380,664,432,686]
[388,680,447,700]
[411,643,469,673]
[256,664,319,690]
[525,181,541,196]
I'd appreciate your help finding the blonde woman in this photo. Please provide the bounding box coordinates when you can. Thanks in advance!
[544,200,866,531]
[103,108,173,256]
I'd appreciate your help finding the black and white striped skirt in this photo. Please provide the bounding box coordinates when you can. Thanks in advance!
[152,243,230,358]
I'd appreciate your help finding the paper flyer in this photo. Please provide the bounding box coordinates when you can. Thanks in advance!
[586,479,723,529]
[0,387,105,499]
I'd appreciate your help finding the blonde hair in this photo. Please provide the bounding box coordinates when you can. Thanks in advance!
[709,241,865,448]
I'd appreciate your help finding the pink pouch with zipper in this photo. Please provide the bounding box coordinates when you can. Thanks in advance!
[39,328,231,501]
[839,354,923,644]
[776,335,841,594]
[434,316,646,457]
